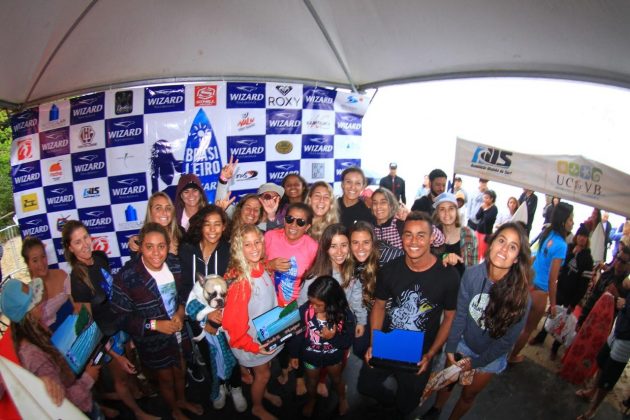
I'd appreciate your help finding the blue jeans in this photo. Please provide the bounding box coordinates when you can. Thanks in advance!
[456,340,507,374]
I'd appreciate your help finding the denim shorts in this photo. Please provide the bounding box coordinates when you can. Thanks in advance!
[456,340,507,374]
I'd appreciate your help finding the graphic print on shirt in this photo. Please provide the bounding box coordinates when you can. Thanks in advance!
[158,281,177,318]
[100,268,114,300]
[275,256,298,304]
[469,292,490,329]
[305,316,335,354]
[388,286,435,331]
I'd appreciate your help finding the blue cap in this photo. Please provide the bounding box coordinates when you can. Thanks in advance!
[433,192,458,209]
[0,278,44,322]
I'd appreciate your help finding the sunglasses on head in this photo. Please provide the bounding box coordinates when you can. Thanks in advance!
[285,215,307,227]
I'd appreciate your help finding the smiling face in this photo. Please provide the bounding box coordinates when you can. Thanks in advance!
[202,213,226,245]
[342,171,364,203]
[371,192,391,224]
[284,208,311,243]
[488,228,521,274]
[68,227,93,264]
[242,231,264,265]
[240,197,262,225]
[437,201,458,227]
[26,244,49,278]
[181,187,201,209]
[328,234,350,271]
[140,231,168,271]
[150,196,173,227]
[402,220,432,262]
[309,185,332,218]
[350,230,373,263]
[283,175,304,201]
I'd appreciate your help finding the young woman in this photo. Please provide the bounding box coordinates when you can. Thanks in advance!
[305,181,338,240]
[129,192,184,255]
[493,196,519,231]
[349,221,403,359]
[371,188,404,249]
[175,173,209,231]
[112,223,203,420]
[529,223,594,358]
[509,202,574,363]
[277,173,309,222]
[229,193,264,235]
[426,222,532,420]
[337,167,374,229]
[22,236,77,331]
[474,190,498,260]
[433,192,479,278]
[222,224,282,420]
[63,220,159,420]
[289,276,356,417]
[1,278,101,417]
[180,204,230,296]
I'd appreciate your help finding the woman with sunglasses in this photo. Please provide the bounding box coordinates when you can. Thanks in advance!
[509,202,574,363]
[264,203,318,392]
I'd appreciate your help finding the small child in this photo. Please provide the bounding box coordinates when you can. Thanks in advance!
[290,276,356,417]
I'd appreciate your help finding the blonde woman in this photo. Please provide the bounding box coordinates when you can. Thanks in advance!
[306,181,338,240]
[129,192,183,255]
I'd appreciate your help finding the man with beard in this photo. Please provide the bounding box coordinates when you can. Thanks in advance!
[411,169,448,216]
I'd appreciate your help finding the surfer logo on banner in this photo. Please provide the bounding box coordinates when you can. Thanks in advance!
[182,109,223,202]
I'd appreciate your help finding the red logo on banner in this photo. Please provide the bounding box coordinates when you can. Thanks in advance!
[92,236,110,254]
[80,125,96,145]
[49,161,63,180]
[195,85,217,106]
[17,138,33,160]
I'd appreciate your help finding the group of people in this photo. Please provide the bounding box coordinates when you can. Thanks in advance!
[0,160,629,420]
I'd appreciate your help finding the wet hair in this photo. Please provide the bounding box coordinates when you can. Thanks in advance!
[231,194,263,235]
[481,222,533,338]
[138,222,170,249]
[21,236,45,264]
[340,166,366,186]
[305,223,354,289]
[307,275,350,327]
[226,224,265,286]
[348,221,380,306]
[539,202,574,249]
[371,188,399,220]
[145,192,181,249]
[306,181,339,240]
[286,202,314,225]
[429,168,447,182]
[61,220,92,292]
[186,204,228,244]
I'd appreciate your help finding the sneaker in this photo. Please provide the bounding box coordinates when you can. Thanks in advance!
[229,386,248,413]
[212,384,227,410]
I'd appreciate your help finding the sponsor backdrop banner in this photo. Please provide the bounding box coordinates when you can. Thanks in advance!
[11,82,370,272]
[454,138,630,218]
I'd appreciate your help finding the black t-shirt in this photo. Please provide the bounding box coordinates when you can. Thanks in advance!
[444,242,465,278]
[411,195,434,215]
[70,250,118,335]
[338,198,374,229]
[375,256,459,353]
[179,239,230,298]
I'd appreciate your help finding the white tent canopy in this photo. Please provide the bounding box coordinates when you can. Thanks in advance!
[3,0,630,109]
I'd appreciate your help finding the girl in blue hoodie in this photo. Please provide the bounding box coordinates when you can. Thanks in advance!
[426,222,532,420]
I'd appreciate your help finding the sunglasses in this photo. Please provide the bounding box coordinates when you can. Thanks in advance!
[285,215,307,227]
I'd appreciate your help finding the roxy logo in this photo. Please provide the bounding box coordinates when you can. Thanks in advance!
[276,85,293,96]
[268,85,301,107]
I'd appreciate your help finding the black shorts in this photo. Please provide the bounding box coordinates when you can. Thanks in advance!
[596,343,627,391]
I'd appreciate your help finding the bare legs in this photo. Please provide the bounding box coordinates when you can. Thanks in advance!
[447,372,494,420]
[251,362,281,420]
[153,357,203,420]
[303,362,347,417]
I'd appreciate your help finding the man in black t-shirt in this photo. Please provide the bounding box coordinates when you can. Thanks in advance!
[410,168,448,216]
[358,211,459,417]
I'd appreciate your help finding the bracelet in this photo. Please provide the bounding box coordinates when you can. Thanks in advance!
[441,253,449,261]
[219,175,228,183]
[150,319,157,331]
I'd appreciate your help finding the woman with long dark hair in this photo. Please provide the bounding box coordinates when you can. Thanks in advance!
[509,202,574,363]
[425,222,532,419]
[276,173,309,223]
